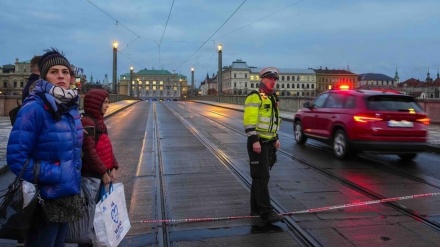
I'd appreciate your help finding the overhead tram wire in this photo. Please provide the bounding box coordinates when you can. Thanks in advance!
[175,0,247,70]
[86,0,144,66]
[156,0,175,68]
[85,0,141,41]
[159,0,175,46]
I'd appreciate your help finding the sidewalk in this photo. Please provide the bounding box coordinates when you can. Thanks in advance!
[0,100,140,174]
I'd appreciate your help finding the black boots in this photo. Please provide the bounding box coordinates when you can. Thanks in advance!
[262,211,284,224]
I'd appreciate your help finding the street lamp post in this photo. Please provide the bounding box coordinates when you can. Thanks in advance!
[112,42,118,94]
[136,78,140,98]
[129,66,133,96]
[191,67,195,97]
[179,78,183,100]
[217,44,222,99]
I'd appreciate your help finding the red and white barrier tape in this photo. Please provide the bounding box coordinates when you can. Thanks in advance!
[132,192,440,224]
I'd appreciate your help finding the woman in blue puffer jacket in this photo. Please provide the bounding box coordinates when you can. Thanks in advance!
[6,48,83,247]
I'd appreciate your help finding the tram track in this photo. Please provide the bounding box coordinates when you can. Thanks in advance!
[146,102,307,246]
[152,103,171,246]
[165,103,321,247]
[171,102,440,234]
[141,101,440,246]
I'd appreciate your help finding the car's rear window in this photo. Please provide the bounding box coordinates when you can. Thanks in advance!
[366,95,424,112]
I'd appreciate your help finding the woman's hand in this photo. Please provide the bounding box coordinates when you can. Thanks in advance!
[109,169,116,182]
[102,172,112,185]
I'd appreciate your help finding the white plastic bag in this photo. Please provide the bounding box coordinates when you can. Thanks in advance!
[93,183,131,247]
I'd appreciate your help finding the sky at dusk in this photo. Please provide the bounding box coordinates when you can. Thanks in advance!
[1,0,439,86]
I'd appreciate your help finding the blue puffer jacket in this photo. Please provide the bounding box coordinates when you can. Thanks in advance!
[6,80,83,200]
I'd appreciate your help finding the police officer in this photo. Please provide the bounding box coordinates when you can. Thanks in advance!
[243,66,283,224]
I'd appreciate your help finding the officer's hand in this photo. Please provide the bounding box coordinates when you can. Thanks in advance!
[253,141,261,154]
[275,140,280,149]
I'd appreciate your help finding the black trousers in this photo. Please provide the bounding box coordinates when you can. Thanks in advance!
[247,139,274,216]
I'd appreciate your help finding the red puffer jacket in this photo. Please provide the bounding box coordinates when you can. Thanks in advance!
[81,89,118,178]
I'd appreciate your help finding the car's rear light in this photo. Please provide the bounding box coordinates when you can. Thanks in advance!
[416,117,430,125]
[353,115,383,123]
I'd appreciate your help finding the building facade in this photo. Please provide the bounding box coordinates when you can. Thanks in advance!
[0,58,32,96]
[397,74,440,99]
[275,68,316,97]
[199,73,218,96]
[358,73,397,88]
[214,59,316,97]
[313,67,358,94]
[119,68,189,100]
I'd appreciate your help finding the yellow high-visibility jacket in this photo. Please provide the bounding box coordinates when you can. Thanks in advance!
[243,91,280,143]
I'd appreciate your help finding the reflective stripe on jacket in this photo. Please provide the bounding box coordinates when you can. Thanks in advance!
[243,91,281,143]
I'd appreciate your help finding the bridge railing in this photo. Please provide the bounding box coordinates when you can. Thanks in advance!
[2,94,439,124]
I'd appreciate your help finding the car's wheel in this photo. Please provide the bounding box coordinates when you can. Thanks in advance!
[293,120,307,144]
[333,129,350,159]
[398,153,417,161]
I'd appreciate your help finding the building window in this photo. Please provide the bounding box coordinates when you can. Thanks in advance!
[245,74,247,79]
[234,73,236,78]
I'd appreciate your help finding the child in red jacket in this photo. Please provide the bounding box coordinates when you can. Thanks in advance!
[81,89,118,183]
[77,89,118,247]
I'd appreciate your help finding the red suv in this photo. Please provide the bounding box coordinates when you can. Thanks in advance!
[293,89,430,160]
